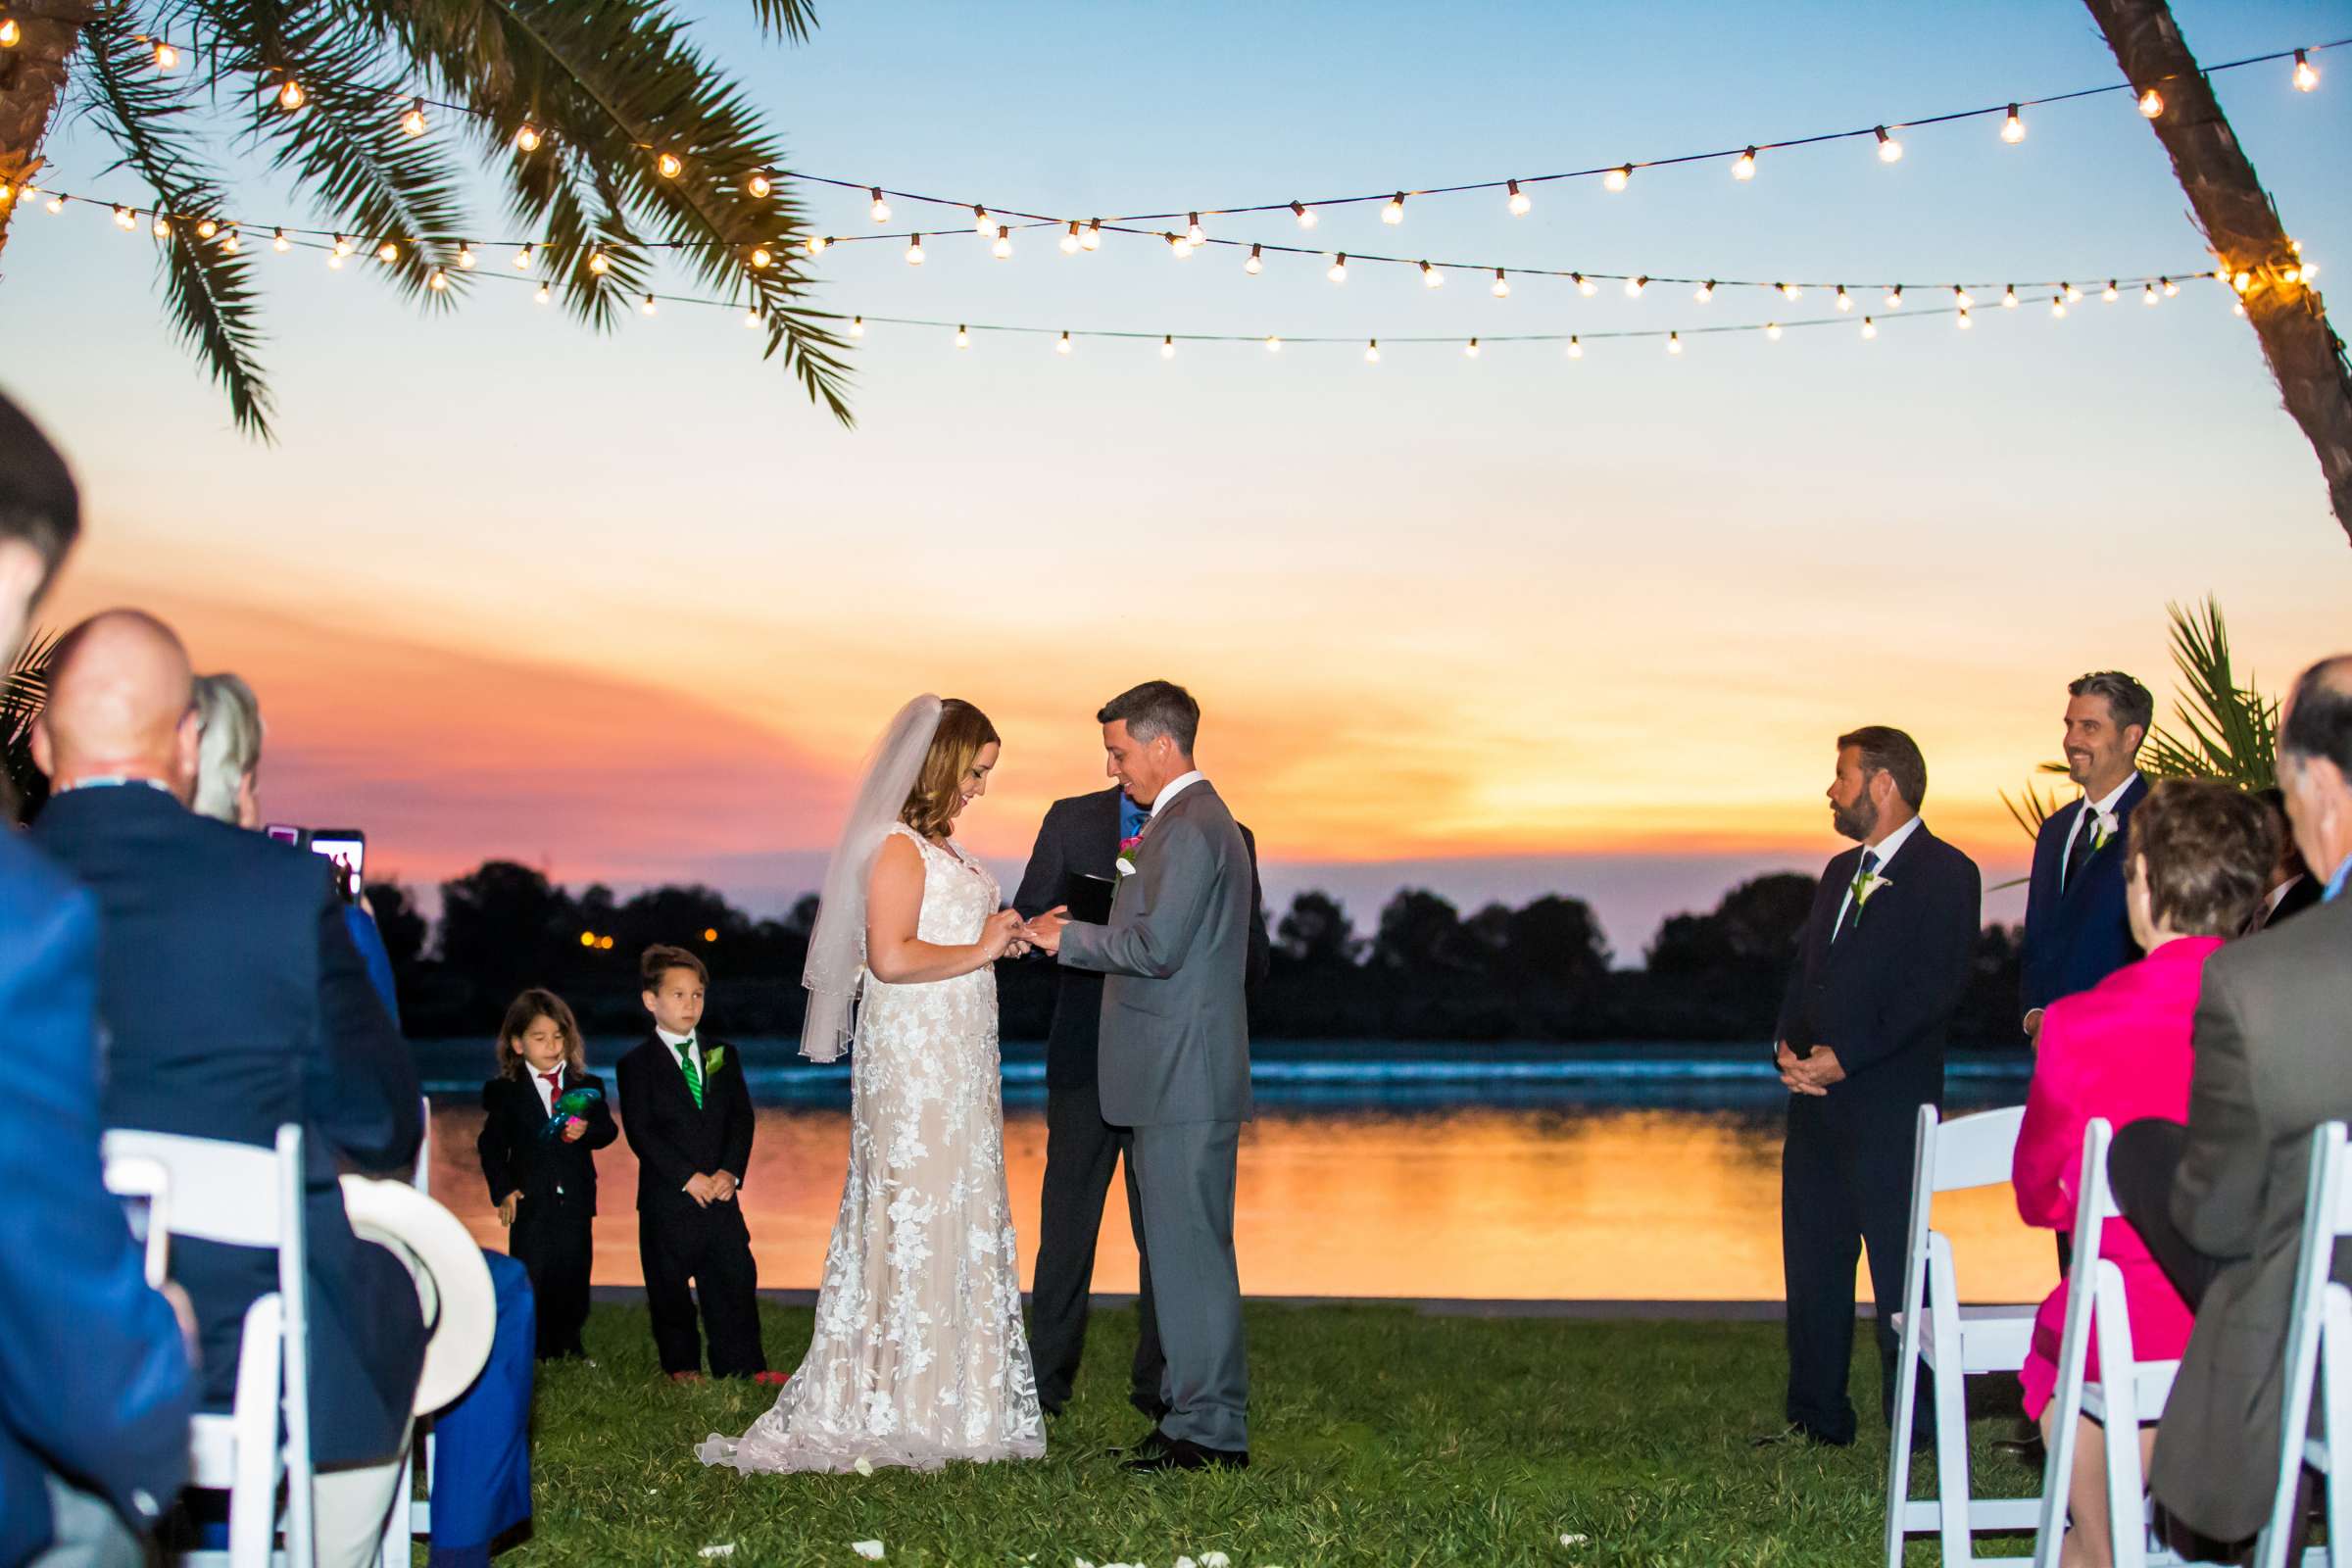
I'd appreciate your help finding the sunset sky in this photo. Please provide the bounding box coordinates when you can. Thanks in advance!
[10,0,2349,958]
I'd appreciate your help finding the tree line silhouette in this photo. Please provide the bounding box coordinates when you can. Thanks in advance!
[376,861,2029,1050]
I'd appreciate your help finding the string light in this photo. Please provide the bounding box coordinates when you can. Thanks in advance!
[970,204,992,235]
[1082,220,1103,251]
[1292,200,1317,229]
[1328,253,1348,283]
[0,184,13,206]
[2050,293,2067,318]
[154,41,177,71]
[1464,338,1480,359]
[868,187,891,222]
[1493,268,1511,298]
[514,123,542,154]
[401,99,427,137]
[1575,272,1596,297]
[1956,308,1973,329]
[148,213,164,233]
[1625,274,1647,298]
[1875,125,1903,163]
[220,225,239,254]
[0,18,19,46]
[1055,330,1072,356]
[1060,221,1082,254]
[195,218,218,239]
[1835,284,1852,312]
[905,233,925,265]
[747,170,773,198]
[274,227,290,252]
[992,226,1014,260]
[1506,178,1532,216]
[1188,213,1206,246]
[333,233,354,257]
[376,240,399,263]
[1264,334,1281,353]
[587,248,608,273]
[1382,192,1406,224]
[750,245,773,269]
[277,78,305,112]
[804,233,828,256]
[849,315,864,337]
[534,282,551,304]
[1567,335,1583,358]
[1666,331,1683,355]
[656,151,683,179]
[2101,279,2119,302]
[640,292,658,316]
[956,324,970,349]
[1860,316,1878,339]
[1365,338,1380,363]
[1733,146,1757,180]
[2162,276,2179,296]
[427,268,448,290]
[457,242,477,270]
[1765,322,1783,340]
[2143,281,2160,305]
[1422,260,1445,288]
[744,308,760,329]
[513,242,532,269]
[2002,104,2026,143]
[2002,284,2019,308]
[1780,282,1802,301]
[2138,86,2164,118]
[2064,280,2082,302]
[1952,285,1972,309]
[326,248,344,270]
[1166,232,1191,260]
[1694,279,1715,302]
[1603,165,1632,191]
[1246,243,1264,274]
[113,205,135,230]
[1885,285,1903,309]
[1161,334,1176,360]
[2294,48,2321,90]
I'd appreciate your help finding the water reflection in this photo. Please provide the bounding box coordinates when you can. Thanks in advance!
[426,1099,2055,1303]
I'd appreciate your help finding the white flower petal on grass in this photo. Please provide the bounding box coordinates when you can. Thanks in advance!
[1560,1533,1590,1547]
[851,1543,885,1561]
[1073,1559,1095,1568]
[852,1456,875,1477]
[697,1546,735,1560]
[1177,1556,1199,1568]
[1202,1555,1231,1568]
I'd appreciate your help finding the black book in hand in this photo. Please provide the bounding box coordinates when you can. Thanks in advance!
[1062,870,1116,925]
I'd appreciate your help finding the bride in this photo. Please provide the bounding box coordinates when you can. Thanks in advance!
[699,696,1046,1473]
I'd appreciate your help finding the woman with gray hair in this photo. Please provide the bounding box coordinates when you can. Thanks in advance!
[191,671,263,826]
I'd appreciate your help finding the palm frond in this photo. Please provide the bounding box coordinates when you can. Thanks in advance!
[2141,596,2278,787]
[79,10,275,438]
[3,629,60,825]
[745,0,820,45]
[2001,777,2066,842]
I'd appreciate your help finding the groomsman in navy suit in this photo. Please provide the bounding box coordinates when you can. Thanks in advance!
[1764,727,1981,1448]
[2020,671,2154,1044]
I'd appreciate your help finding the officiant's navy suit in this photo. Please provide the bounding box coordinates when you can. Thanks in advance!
[1776,821,1981,1445]
[2020,775,2148,1023]
[1013,786,1267,1418]
[35,782,426,1470]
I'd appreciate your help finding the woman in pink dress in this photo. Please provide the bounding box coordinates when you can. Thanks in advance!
[2012,778,2276,1568]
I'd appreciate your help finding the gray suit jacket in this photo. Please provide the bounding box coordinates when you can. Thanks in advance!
[2152,892,2352,1543]
[1057,780,1254,1128]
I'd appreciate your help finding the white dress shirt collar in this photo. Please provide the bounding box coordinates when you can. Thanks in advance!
[655,1025,699,1064]
[2084,770,2141,819]
[529,1065,564,1114]
[1865,812,1925,868]
[1151,770,1206,818]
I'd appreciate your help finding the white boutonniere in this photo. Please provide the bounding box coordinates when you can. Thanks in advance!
[2088,808,2121,852]
[1850,867,1892,919]
[1115,832,1145,878]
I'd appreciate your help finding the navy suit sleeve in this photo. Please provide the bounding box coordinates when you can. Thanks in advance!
[1840,848,1981,1075]
[1011,802,1068,923]
[0,880,196,1524]
[1240,822,1271,988]
[310,868,423,1176]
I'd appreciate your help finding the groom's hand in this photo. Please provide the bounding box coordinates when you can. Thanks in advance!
[1776,1042,1828,1097]
[1024,906,1068,955]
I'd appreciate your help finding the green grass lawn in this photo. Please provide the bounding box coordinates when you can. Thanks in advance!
[512,1301,2039,1567]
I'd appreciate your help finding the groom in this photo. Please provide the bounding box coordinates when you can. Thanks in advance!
[1026,680,1255,1472]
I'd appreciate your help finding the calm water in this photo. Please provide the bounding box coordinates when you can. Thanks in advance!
[422,1041,2054,1302]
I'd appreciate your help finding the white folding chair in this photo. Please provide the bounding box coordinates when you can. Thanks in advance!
[1886,1103,2043,1568]
[2255,1121,2351,1568]
[105,1124,314,1568]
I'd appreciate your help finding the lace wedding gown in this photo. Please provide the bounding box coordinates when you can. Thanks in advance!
[698,824,1046,1473]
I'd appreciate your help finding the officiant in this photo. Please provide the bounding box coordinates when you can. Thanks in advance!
[1012,779,1269,1420]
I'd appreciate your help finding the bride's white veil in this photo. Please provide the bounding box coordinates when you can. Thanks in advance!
[799,694,945,1062]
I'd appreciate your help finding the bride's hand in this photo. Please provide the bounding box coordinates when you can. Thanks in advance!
[979,907,1025,959]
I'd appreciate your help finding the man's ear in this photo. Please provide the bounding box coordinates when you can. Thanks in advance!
[28,712,52,779]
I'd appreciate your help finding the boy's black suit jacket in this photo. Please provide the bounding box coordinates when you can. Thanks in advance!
[615,1033,754,1214]
[477,1066,618,1212]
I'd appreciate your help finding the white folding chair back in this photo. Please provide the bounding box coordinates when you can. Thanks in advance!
[1886,1103,2042,1568]
[2255,1121,2351,1568]
[104,1125,315,1568]
[103,1153,173,1292]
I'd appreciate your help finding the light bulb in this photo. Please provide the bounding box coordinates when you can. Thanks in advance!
[1382,192,1405,224]
[750,246,772,269]
[401,99,427,137]
[1780,282,1802,301]
[1462,338,1480,359]
[743,309,760,329]
[1860,316,1877,339]
[956,325,970,349]
[747,170,772,198]
[1506,178,1532,216]
[2050,295,2067,318]
[220,226,239,253]
[2101,279,2119,302]
[1328,253,1348,283]
[1187,213,1205,246]
[113,205,134,229]
[1603,164,1632,191]
[2302,261,2320,280]
[2138,86,2163,118]
[992,226,1013,260]
[273,227,289,252]
[427,268,448,290]
[905,234,925,266]
[377,241,399,264]
[1423,261,1445,288]
[1161,334,1176,360]
[1885,286,1903,310]
[656,150,682,179]
[1835,285,1852,312]
[154,42,176,70]
[971,205,992,236]
[587,248,608,274]
[1765,321,1783,340]
[2234,299,2247,317]
[2231,270,2253,293]
[2162,276,2178,296]
[195,218,218,238]
[869,187,891,222]
[1733,146,1756,180]
[1292,200,1317,228]
[0,18,17,46]
[1055,330,1072,356]
[1694,279,1715,302]
[1364,339,1380,363]
[1953,286,1973,309]
[1623,274,1645,299]
[1956,309,1973,330]
[534,282,550,303]
[149,214,166,233]
[1264,334,1281,353]
[326,251,343,270]
[333,233,354,257]
[2002,104,2026,143]
[1082,220,1102,251]
[277,78,305,111]
[1875,125,1902,163]
[515,122,541,153]
[1666,331,1683,355]
[457,243,476,270]
[1493,268,1511,298]
[513,243,532,269]
[2064,280,2082,302]
[2002,284,2018,308]
[1566,335,1583,359]
[2293,49,2319,92]
[804,233,827,257]
[639,293,657,316]
[2143,282,2160,306]
[1060,222,1081,254]
[849,315,864,337]
[1166,232,1191,260]
[1246,244,1263,275]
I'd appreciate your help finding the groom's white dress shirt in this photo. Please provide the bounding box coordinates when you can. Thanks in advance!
[1151,770,1205,818]
[1833,813,1925,935]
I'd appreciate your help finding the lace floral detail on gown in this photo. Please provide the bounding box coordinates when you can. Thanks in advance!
[699,824,1045,1473]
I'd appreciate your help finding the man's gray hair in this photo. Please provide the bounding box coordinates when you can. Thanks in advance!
[1098,680,1200,755]
[191,671,263,823]
[2069,669,2155,744]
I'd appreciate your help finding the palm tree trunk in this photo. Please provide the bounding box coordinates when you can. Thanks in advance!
[2081,0,2352,543]
[0,8,86,267]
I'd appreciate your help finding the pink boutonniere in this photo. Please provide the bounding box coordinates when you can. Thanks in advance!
[1116,834,1145,878]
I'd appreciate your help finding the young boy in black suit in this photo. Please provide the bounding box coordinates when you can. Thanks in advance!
[476,988,617,1360]
[614,945,777,1383]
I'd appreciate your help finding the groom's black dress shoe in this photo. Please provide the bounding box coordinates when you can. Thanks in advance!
[1123,1438,1250,1474]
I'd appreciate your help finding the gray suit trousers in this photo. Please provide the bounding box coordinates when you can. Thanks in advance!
[1128,1119,1248,1451]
